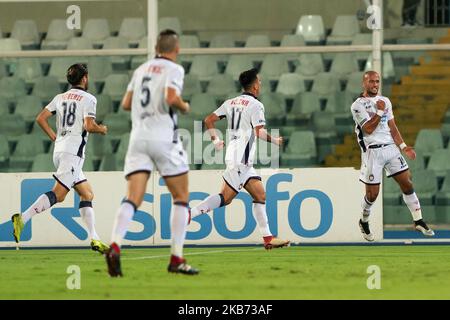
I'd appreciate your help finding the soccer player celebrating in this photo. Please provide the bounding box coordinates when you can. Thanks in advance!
[106,30,198,276]
[11,63,109,253]
[189,68,290,250]
[351,71,434,241]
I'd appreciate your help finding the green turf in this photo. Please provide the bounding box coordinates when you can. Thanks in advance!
[1,245,450,300]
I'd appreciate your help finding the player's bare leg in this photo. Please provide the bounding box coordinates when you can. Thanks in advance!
[107,171,150,277]
[392,170,434,236]
[12,181,68,246]
[244,178,289,249]
[74,181,109,253]
[358,184,379,242]
[165,173,199,275]
[189,181,237,221]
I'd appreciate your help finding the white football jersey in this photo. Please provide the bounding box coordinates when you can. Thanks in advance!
[46,87,96,158]
[214,93,266,168]
[351,94,395,150]
[127,57,184,143]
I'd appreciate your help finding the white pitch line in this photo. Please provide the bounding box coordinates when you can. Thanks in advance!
[122,247,262,261]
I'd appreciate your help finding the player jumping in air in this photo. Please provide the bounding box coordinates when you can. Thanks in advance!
[11,63,110,253]
[351,71,435,241]
[189,68,290,250]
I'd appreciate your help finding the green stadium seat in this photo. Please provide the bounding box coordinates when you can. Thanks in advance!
[351,33,372,62]
[95,94,114,122]
[11,20,40,48]
[259,92,286,125]
[32,76,62,103]
[345,72,365,96]
[48,57,75,83]
[67,37,94,50]
[41,19,74,50]
[102,74,129,103]
[189,55,219,81]
[311,111,337,140]
[330,53,359,81]
[0,77,27,103]
[383,175,401,205]
[383,205,415,224]
[99,154,117,171]
[288,92,321,124]
[244,34,271,63]
[158,17,182,35]
[0,114,27,141]
[280,34,305,61]
[295,15,325,43]
[31,153,54,172]
[414,129,444,157]
[85,134,113,160]
[12,58,42,84]
[119,18,146,45]
[102,113,131,139]
[427,149,450,178]
[0,135,10,163]
[178,35,200,64]
[13,95,43,123]
[0,99,10,116]
[412,169,438,205]
[275,73,307,99]
[102,37,130,67]
[294,53,324,80]
[9,134,45,171]
[326,15,360,45]
[259,54,290,81]
[30,120,56,144]
[82,19,111,45]
[209,33,235,48]
[0,60,8,78]
[206,74,237,100]
[87,56,114,85]
[189,93,217,118]
[182,74,202,100]
[225,55,254,81]
[83,153,96,171]
[407,152,425,172]
[281,131,317,166]
[115,133,130,159]
[311,72,341,98]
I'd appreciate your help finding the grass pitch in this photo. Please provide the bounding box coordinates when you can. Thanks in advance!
[1,245,450,300]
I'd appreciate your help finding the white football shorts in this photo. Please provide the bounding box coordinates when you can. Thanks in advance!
[124,138,189,178]
[359,144,409,185]
[53,152,86,190]
[222,165,261,193]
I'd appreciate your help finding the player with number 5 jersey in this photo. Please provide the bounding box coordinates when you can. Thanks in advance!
[9,63,109,254]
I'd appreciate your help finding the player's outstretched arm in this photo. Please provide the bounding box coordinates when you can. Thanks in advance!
[388,119,416,160]
[84,117,108,135]
[166,87,190,114]
[254,125,283,146]
[36,108,57,141]
[204,113,224,150]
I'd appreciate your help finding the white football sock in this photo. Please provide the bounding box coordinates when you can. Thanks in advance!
[22,192,57,224]
[111,201,136,247]
[190,194,224,219]
[361,196,374,222]
[79,201,100,240]
[171,203,189,258]
[252,202,272,237]
[403,192,423,221]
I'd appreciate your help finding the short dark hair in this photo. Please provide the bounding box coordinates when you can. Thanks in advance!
[67,63,88,86]
[156,29,179,53]
[239,68,258,91]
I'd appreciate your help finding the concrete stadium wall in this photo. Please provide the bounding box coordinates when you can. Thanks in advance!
[0,169,383,247]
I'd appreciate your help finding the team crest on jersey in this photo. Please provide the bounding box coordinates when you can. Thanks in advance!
[369,174,374,181]
[238,183,243,190]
